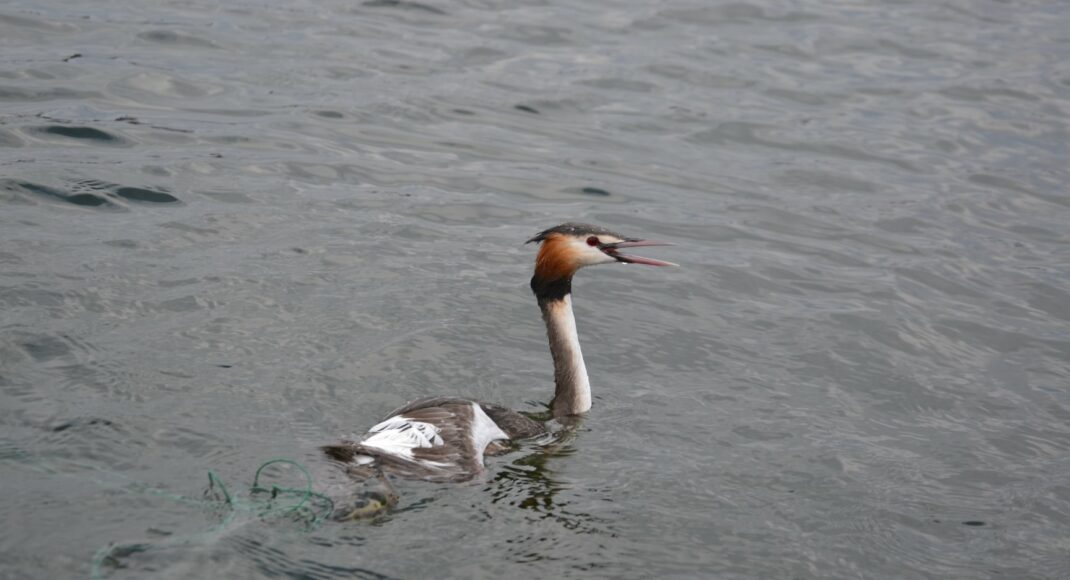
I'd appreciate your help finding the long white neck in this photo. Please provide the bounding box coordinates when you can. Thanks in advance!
[541,294,592,416]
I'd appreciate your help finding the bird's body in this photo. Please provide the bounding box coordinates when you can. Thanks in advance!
[324,223,673,514]
[322,396,545,482]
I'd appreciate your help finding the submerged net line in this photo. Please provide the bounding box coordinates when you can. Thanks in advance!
[15,456,335,580]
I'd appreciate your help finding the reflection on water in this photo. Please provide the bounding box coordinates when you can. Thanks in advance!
[487,423,619,566]
[491,425,579,510]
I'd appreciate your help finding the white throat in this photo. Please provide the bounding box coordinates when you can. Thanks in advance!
[543,294,592,416]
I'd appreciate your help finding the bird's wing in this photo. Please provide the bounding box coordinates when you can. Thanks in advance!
[384,396,547,440]
[323,402,486,482]
[382,396,475,419]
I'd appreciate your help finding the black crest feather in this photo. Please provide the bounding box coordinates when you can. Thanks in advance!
[526,222,626,244]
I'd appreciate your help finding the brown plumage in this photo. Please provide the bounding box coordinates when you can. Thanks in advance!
[533,234,580,282]
[322,397,545,483]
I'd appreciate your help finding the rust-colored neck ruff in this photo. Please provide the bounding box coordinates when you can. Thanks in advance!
[533,235,578,285]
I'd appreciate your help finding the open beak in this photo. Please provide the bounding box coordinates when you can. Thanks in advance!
[601,239,677,267]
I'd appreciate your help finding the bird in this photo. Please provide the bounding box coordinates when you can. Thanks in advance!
[322,223,674,517]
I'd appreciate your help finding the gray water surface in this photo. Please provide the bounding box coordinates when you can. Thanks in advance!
[2,0,1070,578]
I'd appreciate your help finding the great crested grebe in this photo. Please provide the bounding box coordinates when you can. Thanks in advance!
[323,223,674,517]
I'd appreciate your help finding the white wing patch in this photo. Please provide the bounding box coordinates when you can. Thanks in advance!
[470,403,508,466]
[360,415,444,459]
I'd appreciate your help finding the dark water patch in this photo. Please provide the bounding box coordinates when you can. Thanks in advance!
[559,186,613,197]
[436,141,474,151]
[558,186,610,198]
[103,239,139,249]
[2,179,179,208]
[314,110,344,119]
[363,0,447,15]
[765,88,837,106]
[209,135,254,145]
[514,104,540,114]
[962,521,986,527]
[114,187,179,204]
[72,179,180,204]
[38,125,123,144]
[0,86,97,101]
[0,12,77,31]
[66,193,111,207]
[50,417,117,433]
[576,78,657,92]
[137,30,219,49]
[19,334,71,362]
[940,85,1040,103]
[1,179,115,208]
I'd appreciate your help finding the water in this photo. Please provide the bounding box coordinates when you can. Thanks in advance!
[2,0,1069,577]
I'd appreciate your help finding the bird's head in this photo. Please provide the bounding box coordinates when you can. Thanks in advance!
[527,223,675,300]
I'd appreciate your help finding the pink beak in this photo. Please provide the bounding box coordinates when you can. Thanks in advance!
[602,240,677,267]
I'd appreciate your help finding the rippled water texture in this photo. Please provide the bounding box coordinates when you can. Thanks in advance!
[2,0,1069,578]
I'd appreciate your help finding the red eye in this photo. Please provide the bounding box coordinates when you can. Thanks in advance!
[586,236,600,246]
